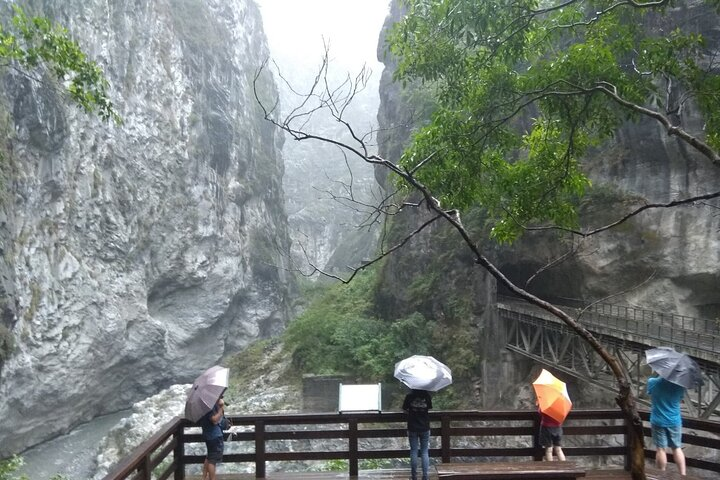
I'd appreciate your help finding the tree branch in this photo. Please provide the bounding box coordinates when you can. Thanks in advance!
[526,190,720,236]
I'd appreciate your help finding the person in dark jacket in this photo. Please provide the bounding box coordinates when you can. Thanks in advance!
[402,389,432,480]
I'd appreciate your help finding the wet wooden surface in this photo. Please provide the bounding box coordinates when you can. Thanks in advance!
[436,461,585,479]
[186,465,702,480]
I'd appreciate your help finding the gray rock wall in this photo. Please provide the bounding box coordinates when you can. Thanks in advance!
[494,2,720,320]
[374,0,720,412]
[0,0,293,456]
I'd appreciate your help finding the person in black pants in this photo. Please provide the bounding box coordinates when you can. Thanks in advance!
[403,389,432,480]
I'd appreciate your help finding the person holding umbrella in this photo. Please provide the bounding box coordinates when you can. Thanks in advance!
[647,374,686,475]
[394,355,452,480]
[200,394,230,480]
[402,388,433,480]
[184,365,231,480]
[532,369,571,462]
[645,347,703,477]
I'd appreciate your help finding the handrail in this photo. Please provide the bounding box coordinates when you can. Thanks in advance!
[101,416,185,480]
[101,409,720,480]
[498,294,719,334]
[497,296,720,360]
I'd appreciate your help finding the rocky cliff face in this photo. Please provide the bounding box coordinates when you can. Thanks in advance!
[0,0,292,456]
[374,1,502,406]
[374,0,720,411]
[492,1,720,320]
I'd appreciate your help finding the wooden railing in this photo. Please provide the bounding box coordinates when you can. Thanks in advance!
[101,409,720,480]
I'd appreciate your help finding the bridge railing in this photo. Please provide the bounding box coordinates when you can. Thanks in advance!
[498,295,720,358]
[101,409,720,480]
[581,302,718,334]
[498,295,718,333]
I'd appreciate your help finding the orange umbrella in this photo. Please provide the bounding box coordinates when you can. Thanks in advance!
[532,369,572,423]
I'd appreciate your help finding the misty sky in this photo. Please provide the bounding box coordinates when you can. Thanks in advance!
[256,0,390,77]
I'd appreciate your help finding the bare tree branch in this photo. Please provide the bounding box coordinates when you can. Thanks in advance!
[576,270,658,322]
[525,237,582,289]
[525,190,720,236]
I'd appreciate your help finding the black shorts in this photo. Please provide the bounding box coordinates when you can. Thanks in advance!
[205,437,224,464]
[539,426,563,447]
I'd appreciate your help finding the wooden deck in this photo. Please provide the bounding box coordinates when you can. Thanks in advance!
[438,461,585,479]
[185,465,699,480]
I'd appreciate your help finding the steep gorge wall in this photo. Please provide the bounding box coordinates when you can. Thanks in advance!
[374,1,505,407]
[0,0,292,456]
[492,2,720,320]
[374,0,720,410]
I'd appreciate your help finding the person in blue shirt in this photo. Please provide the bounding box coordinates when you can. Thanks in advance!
[200,395,228,480]
[647,376,686,476]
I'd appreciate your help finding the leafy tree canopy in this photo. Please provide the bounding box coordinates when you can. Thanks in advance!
[0,5,119,122]
[387,0,720,242]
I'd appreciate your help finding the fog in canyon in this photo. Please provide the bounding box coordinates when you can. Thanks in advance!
[3,0,719,478]
[258,0,389,273]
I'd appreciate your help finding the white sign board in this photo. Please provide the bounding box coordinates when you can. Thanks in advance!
[338,383,382,413]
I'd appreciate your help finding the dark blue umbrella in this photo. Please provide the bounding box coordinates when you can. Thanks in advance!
[645,347,704,389]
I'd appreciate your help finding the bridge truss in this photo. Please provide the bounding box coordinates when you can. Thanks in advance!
[499,304,720,419]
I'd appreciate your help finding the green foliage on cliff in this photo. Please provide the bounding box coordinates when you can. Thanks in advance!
[0,5,119,122]
[284,269,433,380]
[0,455,67,480]
[387,0,720,242]
[284,266,480,403]
[0,456,27,480]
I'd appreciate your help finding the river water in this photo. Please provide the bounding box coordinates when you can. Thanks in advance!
[18,410,130,480]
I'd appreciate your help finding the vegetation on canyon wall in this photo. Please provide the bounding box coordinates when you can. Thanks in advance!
[388,0,720,242]
[281,270,478,409]
[0,5,119,123]
[0,455,66,480]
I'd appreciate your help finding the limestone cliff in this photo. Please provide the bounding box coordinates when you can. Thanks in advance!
[373,0,720,410]
[0,0,292,456]
[492,1,720,320]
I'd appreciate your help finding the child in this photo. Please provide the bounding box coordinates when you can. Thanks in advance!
[539,408,566,461]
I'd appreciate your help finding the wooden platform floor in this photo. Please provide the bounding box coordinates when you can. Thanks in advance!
[186,466,697,480]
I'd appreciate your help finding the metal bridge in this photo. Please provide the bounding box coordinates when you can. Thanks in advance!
[498,295,720,419]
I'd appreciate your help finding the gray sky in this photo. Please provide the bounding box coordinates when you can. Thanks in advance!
[256,0,390,75]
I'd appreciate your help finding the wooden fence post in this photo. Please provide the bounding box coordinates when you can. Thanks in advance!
[349,418,359,477]
[441,415,451,463]
[532,415,543,461]
[141,455,151,480]
[255,419,266,478]
[174,424,185,480]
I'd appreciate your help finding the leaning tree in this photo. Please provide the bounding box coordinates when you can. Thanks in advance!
[256,1,720,478]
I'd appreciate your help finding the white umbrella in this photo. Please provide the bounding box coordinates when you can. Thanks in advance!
[394,355,452,392]
[184,365,229,422]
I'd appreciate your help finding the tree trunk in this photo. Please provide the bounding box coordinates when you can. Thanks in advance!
[617,383,646,480]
